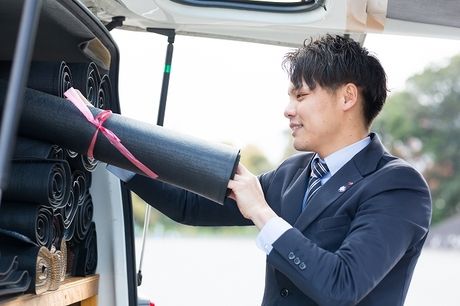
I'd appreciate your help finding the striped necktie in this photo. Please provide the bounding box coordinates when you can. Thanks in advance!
[302,158,329,210]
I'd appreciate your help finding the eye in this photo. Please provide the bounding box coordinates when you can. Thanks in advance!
[297,93,308,100]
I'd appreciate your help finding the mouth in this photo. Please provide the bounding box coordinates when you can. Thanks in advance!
[289,122,303,134]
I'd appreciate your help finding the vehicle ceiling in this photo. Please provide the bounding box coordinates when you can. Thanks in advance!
[81,0,460,47]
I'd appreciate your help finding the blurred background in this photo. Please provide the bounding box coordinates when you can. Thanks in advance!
[112,30,460,305]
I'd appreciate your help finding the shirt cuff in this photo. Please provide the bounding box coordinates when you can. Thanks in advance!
[256,217,292,255]
[106,164,136,182]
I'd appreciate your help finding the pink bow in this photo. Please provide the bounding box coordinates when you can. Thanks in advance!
[64,87,158,179]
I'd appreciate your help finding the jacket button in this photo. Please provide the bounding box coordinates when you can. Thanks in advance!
[294,257,300,265]
[299,262,306,270]
[288,252,295,260]
[280,288,289,297]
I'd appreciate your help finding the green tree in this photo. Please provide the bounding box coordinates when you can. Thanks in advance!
[374,54,460,224]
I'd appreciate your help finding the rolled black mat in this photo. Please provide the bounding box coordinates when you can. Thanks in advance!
[80,155,98,172]
[14,137,64,160]
[73,194,93,243]
[0,61,73,98]
[97,74,112,110]
[67,153,98,173]
[27,61,73,98]
[67,62,104,172]
[68,222,97,276]
[0,83,240,204]
[72,170,88,206]
[65,148,79,159]
[68,62,100,105]
[2,159,71,209]
[0,202,53,248]
[61,190,77,241]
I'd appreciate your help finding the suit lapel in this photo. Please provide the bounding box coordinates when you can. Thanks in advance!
[280,167,309,225]
[294,161,363,231]
[293,133,386,231]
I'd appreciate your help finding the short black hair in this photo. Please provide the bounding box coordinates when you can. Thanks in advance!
[282,34,388,127]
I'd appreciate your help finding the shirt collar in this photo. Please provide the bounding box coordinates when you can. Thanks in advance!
[318,136,371,177]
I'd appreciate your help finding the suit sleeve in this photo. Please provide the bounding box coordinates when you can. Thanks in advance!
[266,164,432,306]
[125,174,254,226]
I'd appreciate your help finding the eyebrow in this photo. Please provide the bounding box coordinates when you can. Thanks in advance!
[289,85,310,96]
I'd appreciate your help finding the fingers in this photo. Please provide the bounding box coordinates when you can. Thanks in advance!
[237,163,249,175]
[227,179,236,189]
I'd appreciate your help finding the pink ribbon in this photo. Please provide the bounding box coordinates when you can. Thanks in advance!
[64,87,158,179]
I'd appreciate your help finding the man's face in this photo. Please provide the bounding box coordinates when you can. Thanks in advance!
[285,81,342,157]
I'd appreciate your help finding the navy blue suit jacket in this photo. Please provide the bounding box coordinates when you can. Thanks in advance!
[126,133,432,306]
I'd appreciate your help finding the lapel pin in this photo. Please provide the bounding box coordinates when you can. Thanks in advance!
[338,186,346,192]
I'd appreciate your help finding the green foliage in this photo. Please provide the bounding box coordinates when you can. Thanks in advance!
[374,54,460,224]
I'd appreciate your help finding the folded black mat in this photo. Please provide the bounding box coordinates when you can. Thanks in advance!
[0,202,53,248]
[0,82,240,204]
[0,229,51,294]
[0,255,18,282]
[2,159,71,209]
[0,246,51,294]
[0,269,31,297]
[14,137,64,160]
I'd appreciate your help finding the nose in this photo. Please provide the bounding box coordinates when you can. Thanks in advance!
[284,100,296,119]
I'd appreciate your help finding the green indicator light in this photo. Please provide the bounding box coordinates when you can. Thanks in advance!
[164,64,171,73]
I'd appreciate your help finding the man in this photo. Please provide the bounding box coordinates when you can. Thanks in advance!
[109,35,432,305]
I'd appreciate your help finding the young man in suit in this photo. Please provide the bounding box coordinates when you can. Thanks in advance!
[110,35,432,306]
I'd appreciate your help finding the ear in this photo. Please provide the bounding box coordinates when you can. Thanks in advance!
[340,83,359,111]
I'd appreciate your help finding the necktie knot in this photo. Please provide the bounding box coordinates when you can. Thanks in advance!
[311,158,329,179]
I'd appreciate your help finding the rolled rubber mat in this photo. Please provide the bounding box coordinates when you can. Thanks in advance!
[3,159,71,209]
[0,82,240,204]
[0,202,53,248]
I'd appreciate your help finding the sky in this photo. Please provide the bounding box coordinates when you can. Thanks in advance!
[111,30,460,164]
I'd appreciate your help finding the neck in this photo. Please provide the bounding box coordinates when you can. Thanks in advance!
[317,128,369,159]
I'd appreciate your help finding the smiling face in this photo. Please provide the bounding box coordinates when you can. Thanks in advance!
[285,81,345,157]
